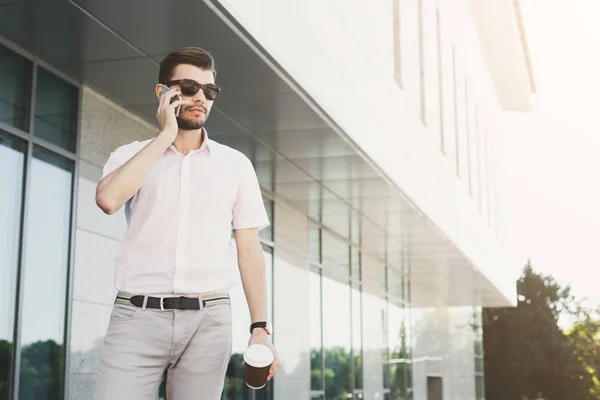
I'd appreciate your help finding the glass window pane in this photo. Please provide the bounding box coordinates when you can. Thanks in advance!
[475,374,485,400]
[0,44,32,131]
[309,225,321,265]
[388,303,409,399]
[381,298,390,390]
[322,276,351,399]
[0,131,27,400]
[352,286,363,390]
[475,356,484,373]
[259,198,273,242]
[19,146,74,400]
[254,148,274,192]
[222,244,273,400]
[321,231,349,281]
[309,268,323,391]
[321,199,351,240]
[379,264,387,293]
[34,68,78,152]
[351,248,361,282]
[387,266,403,301]
[404,304,413,392]
[262,245,274,326]
[350,212,360,245]
[475,339,483,357]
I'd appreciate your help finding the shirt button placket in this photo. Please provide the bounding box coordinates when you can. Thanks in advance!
[174,155,191,293]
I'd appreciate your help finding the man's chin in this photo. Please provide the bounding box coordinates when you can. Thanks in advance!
[176,117,205,131]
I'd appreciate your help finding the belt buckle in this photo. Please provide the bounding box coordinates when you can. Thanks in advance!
[160,297,165,311]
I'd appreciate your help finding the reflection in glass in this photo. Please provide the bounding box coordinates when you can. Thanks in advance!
[382,260,414,399]
[404,276,411,304]
[309,267,323,392]
[34,68,78,152]
[254,158,274,193]
[387,266,403,300]
[221,244,274,400]
[350,212,360,245]
[321,231,349,281]
[388,302,409,399]
[475,374,485,400]
[381,297,391,392]
[259,198,274,243]
[309,225,321,265]
[19,146,74,400]
[322,276,351,400]
[252,142,275,192]
[308,196,321,223]
[473,307,484,400]
[351,248,361,282]
[352,285,363,391]
[0,132,26,400]
[379,263,387,295]
[0,45,32,132]
[321,200,351,240]
[404,279,413,395]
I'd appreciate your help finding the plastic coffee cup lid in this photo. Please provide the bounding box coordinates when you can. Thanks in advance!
[243,344,274,368]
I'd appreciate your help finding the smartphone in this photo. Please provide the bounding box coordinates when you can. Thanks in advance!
[160,84,182,116]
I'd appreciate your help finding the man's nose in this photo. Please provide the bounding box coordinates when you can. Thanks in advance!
[192,88,206,103]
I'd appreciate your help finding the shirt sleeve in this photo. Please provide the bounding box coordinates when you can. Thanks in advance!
[101,141,143,180]
[101,152,125,180]
[232,155,270,231]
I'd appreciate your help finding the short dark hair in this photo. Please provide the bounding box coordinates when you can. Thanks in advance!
[158,47,217,84]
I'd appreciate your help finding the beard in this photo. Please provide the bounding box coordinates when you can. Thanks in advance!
[176,107,209,131]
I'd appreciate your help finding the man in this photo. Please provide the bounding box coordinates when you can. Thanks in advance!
[93,47,279,400]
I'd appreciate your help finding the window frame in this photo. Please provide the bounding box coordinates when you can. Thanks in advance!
[0,37,82,400]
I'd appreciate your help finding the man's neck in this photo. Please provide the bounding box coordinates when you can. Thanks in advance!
[172,128,204,155]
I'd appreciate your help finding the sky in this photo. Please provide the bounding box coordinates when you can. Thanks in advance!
[501,0,600,311]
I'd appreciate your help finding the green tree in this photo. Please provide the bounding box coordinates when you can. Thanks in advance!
[220,352,271,400]
[483,262,594,400]
[566,318,600,399]
[323,347,351,400]
[0,340,12,400]
[387,322,411,400]
[18,340,63,400]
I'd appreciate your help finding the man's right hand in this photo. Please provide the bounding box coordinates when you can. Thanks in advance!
[96,89,192,215]
[156,88,190,139]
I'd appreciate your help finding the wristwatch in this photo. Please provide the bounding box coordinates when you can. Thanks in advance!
[250,321,272,335]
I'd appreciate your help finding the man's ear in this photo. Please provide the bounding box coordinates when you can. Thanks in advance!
[155,84,163,100]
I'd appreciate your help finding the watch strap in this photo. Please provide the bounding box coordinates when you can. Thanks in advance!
[250,321,268,334]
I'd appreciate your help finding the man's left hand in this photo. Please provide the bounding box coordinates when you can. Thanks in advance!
[246,330,280,381]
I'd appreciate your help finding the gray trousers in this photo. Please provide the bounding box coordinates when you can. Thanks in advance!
[94,296,232,400]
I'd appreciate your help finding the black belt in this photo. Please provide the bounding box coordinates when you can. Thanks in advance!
[116,292,230,310]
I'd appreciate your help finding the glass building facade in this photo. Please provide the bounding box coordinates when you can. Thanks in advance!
[1,43,79,400]
[0,8,493,394]
[0,40,415,399]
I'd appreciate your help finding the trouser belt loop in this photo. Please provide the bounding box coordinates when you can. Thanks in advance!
[141,295,149,311]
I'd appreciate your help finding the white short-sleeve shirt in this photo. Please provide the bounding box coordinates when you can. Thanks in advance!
[101,130,269,295]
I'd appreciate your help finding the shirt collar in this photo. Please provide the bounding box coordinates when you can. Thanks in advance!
[198,127,211,152]
[168,128,211,156]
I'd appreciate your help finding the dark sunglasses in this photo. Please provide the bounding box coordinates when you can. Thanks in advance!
[165,79,221,101]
